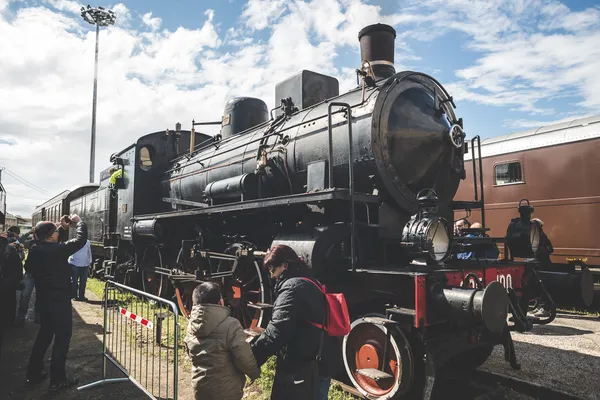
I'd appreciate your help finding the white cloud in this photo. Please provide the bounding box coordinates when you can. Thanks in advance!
[111,3,131,27]
[45,0,82,15]
[241,0,287,31]
[141,11,161,31]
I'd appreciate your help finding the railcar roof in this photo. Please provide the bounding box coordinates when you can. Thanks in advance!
[464,114,600,160]
[33,184,99,212]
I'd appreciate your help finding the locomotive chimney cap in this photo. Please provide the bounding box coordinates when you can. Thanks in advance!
[358,23,396,40]
[357,23,396,80]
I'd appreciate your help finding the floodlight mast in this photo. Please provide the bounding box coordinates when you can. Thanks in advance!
[80,5,116,183]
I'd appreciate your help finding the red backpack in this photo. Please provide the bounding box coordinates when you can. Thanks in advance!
[299,278,351,337]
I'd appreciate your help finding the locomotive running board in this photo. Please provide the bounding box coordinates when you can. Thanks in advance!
[134,189,380,221]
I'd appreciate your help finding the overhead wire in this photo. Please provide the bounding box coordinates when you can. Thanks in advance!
[1,167,52,196]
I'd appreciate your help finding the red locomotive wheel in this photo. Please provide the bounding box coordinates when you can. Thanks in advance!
[175,283,195,319]
[218,243,269,329]
[343,316,415,399]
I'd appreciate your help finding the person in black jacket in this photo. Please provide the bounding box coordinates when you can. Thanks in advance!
[0,231,23,358]
[25,215,87,392]
[251,245,341,400]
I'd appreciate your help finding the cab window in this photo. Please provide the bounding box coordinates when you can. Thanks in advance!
[494,161,523,185]
[139,146,153,171]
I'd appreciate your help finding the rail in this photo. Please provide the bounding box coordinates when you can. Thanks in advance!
[78,281,180,399]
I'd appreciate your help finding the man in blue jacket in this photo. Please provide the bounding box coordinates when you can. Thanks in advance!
[25,215,87,392]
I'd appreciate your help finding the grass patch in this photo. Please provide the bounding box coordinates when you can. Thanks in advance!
[86,277,105,299]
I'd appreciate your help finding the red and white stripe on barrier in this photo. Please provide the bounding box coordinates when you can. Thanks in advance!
[119,307,154,329]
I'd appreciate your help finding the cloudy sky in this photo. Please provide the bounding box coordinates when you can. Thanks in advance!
[1,0,599,217]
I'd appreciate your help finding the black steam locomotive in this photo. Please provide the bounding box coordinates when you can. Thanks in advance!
[31,24,591,399]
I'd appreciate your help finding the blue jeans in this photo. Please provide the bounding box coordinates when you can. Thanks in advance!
[71,265,89,300]
[317,376,331,400]
[271,368,331,400]
[17,272,35,321]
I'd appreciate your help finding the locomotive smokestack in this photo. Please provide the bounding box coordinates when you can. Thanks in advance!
[358,23,396,80]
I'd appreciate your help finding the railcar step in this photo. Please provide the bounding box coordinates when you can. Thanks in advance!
[362,317,398,325]
[355,368,394,381]
[247,302,273,310]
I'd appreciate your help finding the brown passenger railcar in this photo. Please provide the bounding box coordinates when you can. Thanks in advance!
[455,115,600,273]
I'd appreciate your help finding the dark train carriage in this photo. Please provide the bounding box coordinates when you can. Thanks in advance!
[68,185,108,260]
[31,184,99,226]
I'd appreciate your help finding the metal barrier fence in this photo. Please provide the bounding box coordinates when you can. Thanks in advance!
[78,280,180,400]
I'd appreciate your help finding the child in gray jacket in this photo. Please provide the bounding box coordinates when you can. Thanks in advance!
[184,281,260,400]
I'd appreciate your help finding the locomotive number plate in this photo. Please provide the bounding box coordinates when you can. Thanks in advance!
[496,273,513,289]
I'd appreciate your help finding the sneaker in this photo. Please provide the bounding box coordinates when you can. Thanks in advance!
[25,371,47,386]
[78,297,89,302]
[48,377,78,392]
[533,307,551,318]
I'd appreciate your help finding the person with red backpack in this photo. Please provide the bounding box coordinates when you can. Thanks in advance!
[251,245,349,400]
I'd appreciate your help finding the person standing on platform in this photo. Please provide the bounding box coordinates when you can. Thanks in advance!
[0,230,23,358]
[25,215,87,392]
[69,239,92,302]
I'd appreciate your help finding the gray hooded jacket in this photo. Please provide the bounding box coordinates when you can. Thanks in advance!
[184,304,260,400]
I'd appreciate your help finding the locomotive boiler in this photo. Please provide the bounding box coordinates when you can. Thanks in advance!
[45,23,575,400]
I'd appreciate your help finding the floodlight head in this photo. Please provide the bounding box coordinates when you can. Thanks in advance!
[80,5,117,27]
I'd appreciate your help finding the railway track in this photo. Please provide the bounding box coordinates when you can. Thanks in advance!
[334,369,586,400]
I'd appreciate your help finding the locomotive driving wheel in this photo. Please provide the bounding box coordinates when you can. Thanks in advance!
[175,282,195,319]
[343,315,415,399]
[217,243,270,329]
[173,242,270,329]
[139,245,167,298]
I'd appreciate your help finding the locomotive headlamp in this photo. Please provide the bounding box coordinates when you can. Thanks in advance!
[506,199,541,258]
[402,189,452,263]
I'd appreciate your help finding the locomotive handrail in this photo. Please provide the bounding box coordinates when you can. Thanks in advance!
[471,136,486,228]
[327,102,356,272]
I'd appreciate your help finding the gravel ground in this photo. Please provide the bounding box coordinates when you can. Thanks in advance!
[481,312,600,400]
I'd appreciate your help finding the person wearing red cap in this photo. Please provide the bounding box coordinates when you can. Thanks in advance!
[24,214,88,392]
[250,245,341,400]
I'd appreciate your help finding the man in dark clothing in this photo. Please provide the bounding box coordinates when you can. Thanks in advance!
[251,245,341,400]
[25,215,87,392]
[0,231,23,358]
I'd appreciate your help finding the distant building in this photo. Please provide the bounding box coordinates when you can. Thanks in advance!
[4,212,31,232]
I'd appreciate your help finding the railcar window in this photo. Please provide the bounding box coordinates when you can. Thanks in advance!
[494,162,523,185]
[139,146,153,171]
